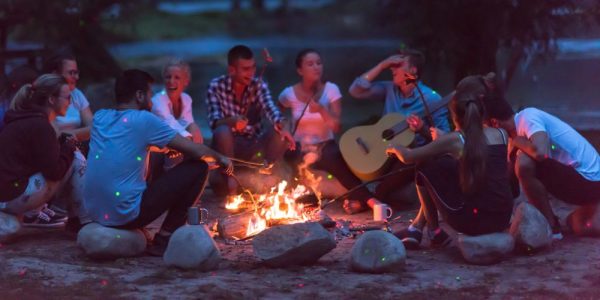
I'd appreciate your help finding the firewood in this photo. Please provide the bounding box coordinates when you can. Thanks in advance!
[217,211,255,240]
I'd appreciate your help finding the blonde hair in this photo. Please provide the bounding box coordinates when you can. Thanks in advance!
[10,74,66,111]
[162,57,191,82]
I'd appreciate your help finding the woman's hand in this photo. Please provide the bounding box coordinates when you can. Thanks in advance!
[430,127,446,141]
[308,100,323,113]
[385,144,406,161]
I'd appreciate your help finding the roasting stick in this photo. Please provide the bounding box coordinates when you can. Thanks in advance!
[320,164,415,209]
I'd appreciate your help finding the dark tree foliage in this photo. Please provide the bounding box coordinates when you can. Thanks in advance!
[373,0,600,87]
[0,0,130,81]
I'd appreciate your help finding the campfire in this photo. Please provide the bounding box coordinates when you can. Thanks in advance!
[219,180,320,240]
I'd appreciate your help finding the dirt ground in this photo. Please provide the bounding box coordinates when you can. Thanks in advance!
[2,187,600,300]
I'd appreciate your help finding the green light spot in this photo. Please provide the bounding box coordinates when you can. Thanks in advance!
[551,144,556,150]
[136,156,142,161]
[95,154,100,159]
[327,174,333,180]
[364,249,370,254]
[115,191,120,197]
[256,152,262,157]
[381,257,386,262]
[116,235,121,239]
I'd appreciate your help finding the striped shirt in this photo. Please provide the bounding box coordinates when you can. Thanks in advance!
[206,75,284,138]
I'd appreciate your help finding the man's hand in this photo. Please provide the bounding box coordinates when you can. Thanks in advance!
[274,122,296,151]
[380,55,404,69]
[232,116,248,132]
[218,155,234,176]
[406,114,424,132]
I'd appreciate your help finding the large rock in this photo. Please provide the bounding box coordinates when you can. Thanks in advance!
[350,230,406,273]
[164,225,221,270]
[77,223,147,259]
[567,204,600,237]
[509,202,552,251]
[458,232,514,265]
[0,211,21,242]
[252,222,336,267]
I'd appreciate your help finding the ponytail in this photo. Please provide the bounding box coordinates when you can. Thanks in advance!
[9,74,66,111]
[459,99,487,194]
[10,83,34,110]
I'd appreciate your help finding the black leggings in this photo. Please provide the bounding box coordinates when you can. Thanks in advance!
[117,160,208,233]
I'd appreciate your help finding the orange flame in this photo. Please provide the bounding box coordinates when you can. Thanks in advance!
[225,180,313,237]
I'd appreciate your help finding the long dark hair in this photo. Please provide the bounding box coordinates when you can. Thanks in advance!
[452,75,490,194]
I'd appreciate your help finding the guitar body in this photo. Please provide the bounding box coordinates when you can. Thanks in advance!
[339,113,415,181]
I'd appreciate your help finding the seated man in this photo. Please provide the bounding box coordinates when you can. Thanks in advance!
[348,48,450,210]
[84,69,233,256]
[482,83,600,239]
[206,45,295,197]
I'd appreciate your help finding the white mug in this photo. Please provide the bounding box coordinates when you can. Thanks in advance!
[373,203,393,221]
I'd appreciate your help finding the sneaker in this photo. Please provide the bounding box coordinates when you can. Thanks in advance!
[430,228,452,248]
[42,206,68,223]
[394,227,422,250]
[146,233,171,256]
[22,211,66,228]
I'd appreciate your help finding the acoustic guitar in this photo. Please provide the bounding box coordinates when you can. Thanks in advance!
[339,92,454,180]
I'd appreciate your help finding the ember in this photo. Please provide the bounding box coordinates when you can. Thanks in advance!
[223,180,316,238]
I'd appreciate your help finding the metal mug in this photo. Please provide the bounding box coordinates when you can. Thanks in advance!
[187,207,209,225]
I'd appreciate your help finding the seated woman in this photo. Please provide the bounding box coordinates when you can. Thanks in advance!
[149,58,203,179]
[279,48,381,214]
[0,74,86,227]
[44,52,91,225]
[389,74,514,249]
[45,52,93,144]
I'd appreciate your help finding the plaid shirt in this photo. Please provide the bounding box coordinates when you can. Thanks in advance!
[206,75,284,138]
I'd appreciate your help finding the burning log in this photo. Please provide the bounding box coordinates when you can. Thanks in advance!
[216,211,255,240]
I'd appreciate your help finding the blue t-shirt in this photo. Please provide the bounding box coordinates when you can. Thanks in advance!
[84,109,177,226]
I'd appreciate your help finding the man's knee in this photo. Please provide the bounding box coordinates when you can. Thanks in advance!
[515,152,537,180]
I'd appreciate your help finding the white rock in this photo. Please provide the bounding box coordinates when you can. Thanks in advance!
[509,202,552,251]
[163,225,221,270]
[350,230,406,273]
[252,222,336,267]
[77,223,147,259]
[567,204,600,237]
[0,211,21,242]
[458,232,514,265]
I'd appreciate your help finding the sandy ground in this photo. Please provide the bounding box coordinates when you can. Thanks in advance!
[1,186,600,300]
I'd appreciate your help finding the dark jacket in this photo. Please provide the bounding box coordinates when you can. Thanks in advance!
[0,108,75,201]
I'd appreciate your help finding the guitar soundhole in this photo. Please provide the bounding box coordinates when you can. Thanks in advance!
[381,129,395,141]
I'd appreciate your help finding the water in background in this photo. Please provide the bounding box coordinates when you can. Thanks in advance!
[107,35,600,139]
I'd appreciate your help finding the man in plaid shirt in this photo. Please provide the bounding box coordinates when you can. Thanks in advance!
[206,45,295,197]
